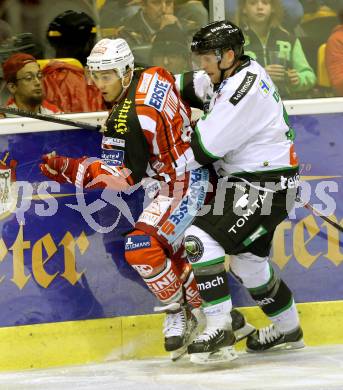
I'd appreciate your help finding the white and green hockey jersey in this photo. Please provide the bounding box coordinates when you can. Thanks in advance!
[175,57,298,179]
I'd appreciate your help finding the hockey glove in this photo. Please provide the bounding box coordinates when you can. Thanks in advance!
[40,151,130,191]
[40,152,88,186]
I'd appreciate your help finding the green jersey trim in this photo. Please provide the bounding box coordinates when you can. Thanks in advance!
[248,265,275,295]
[190,256,225,269]
[268,298,294,317]
[201,295,231,308]
[179,73,184,97]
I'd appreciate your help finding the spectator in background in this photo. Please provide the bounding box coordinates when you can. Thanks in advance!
[299,0,339,70]
[0,32,39,106]
[0,19,13,44]
[300,0,343,13]
[120,0,179,46]
[1,53,61,114]
[225,0,304,29]
[237,0,316,99]
[46,10,96,66]
[99,0,141,29]
[175,0,209,36]
[151,24,191,73]
[44,10,105,113]
[326,5,343,95]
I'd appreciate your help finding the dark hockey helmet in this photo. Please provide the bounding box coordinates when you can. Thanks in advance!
[191,20,245,58]
[47,10,96,46]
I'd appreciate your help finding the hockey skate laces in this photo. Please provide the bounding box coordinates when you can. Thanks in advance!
[258,324,282,344]
[163,310,186,337]
[194,328,221,342]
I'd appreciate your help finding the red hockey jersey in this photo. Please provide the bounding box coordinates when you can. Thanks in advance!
[101,66,195,185]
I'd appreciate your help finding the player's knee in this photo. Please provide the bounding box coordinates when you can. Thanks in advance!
[184,225,225,272]
[229,253,271,288]
[124,230,167,278]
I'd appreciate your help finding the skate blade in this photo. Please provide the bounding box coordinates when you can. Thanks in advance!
[234,322,255,342]
[190,346,238,365]
[170,318,199,362]
[170,345,187,361]
[247,339,305,353]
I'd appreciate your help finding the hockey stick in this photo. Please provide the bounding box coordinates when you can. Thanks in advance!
[0,106,102,132]
[295,197,343,233]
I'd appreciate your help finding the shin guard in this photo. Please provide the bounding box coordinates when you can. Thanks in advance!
[125,230,184,304]
[144,258,184,304]
[182,266,202,308]
[249,272,293,318]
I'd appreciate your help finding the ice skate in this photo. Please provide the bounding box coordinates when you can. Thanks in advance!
[246,324,305,352]
[154,302,198,361]
[188,327,237,365]
[231,308,255,342]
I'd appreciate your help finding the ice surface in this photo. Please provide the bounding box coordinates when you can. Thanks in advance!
[1,345,343,390]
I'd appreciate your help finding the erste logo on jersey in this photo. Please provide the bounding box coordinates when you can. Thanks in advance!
[145,73,171,112]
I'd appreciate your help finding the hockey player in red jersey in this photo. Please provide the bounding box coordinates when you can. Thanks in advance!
[40,38,254,360]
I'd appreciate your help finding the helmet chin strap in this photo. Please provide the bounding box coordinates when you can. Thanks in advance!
[113,70,133,104]
[215,49,238,83]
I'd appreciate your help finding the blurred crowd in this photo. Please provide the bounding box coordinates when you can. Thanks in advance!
[0,0,342,114]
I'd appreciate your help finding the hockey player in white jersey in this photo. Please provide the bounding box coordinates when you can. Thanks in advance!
[170,20,305,364]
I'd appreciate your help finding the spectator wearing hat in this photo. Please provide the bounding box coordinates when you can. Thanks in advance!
[46,10,97,66]
[44,10,105,113]
[2,52,61,115]
[151,24,191,73]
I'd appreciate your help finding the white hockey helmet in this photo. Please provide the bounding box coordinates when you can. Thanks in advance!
[87,38,134,79]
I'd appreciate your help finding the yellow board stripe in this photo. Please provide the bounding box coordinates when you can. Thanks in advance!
[1,301,342,371]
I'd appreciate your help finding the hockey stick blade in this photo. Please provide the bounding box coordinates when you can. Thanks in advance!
[296,197,343,233]
[0,105,102,132]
